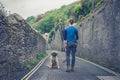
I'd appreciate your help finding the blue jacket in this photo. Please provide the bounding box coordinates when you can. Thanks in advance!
[64,26,78,42]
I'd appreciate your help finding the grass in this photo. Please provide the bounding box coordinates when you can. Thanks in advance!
[78,12,92,25]
[24,52,48,69]
[95,0,104,8]
[81,12,91,22]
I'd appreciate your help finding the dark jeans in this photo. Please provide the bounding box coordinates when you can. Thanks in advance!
[66,42,77,67]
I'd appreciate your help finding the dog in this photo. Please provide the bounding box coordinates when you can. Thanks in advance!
[48,51,60,69]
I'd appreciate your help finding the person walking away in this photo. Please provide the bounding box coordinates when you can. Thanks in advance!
[64,19,78,72]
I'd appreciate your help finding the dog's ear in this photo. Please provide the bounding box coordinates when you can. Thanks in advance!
[54,52,57,56]
[51,52,57,57]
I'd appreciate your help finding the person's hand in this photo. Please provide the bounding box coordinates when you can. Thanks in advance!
[64,40,67,48]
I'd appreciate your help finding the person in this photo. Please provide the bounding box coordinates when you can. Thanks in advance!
[64,19,78,72]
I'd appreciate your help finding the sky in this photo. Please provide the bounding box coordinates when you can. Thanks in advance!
[0,0,77,19]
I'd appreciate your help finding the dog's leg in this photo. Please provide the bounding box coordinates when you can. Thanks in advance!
[56,57,60,69]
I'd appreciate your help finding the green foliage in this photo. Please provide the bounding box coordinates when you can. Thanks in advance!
[48,30,55,43]
[55,5,69,24]
[95,0,104,8]
[36,52,47,60]
[26,2,78,34]
[80,13,91,22]
[74,3,83,18]
[79,0,104,23]
[26,16,36,25]
[73,22,78,27]
[24,52,48,69]
[49,30,55,39]
[35,15,55,34]
[82,0,92,16]
[73,0,94,21]
[26,0,104,34]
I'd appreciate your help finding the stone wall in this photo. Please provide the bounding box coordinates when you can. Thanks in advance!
[49,28,63,51]
[0,13,46,78]
[76,0,120,72]
[51,0,120,73]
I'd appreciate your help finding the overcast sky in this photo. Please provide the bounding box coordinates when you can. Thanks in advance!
[0,0,77,19]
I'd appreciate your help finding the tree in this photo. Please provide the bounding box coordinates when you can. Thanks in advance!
[74,3,83,19]
[36,15,55,34]
[82,0,93,16]
[26,16,35,25]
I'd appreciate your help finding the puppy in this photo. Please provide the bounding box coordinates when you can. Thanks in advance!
[48,52,60,69]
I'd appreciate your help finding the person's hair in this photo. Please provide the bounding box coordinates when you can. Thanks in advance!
[69,19,74,25]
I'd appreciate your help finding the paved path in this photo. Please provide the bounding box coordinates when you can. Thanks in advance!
[28,51,119,80]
